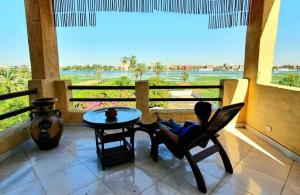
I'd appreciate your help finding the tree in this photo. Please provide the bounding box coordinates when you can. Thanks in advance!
[95,65,104,84]
[152,62,165,77]
[134,63,147,80]
[279,74,300,87]
[181,71,189,81]
[121,56,129,72]
[128,55,137,71]
[115,75,131,86]
[0,69,25,93]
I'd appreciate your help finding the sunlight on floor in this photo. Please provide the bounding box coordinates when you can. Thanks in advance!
[224,125,285,165]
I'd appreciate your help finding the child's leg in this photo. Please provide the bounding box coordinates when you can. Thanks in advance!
[168,120,183,134]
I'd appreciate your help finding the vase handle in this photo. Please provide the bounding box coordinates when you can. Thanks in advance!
[29,111,36,120]
[54,110,62,117]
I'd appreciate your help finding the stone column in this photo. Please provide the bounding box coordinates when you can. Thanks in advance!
[243,0,281,84]
[135,80,151,122]
[53,80,73,117]
[220,79,249,124]
[25,0,60,98]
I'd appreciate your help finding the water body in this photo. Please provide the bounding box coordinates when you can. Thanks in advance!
[61,70,243,81]
[61,70,299,82]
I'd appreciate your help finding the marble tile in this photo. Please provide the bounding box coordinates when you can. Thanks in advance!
[225,164,285,195]
[141,180,182,195]
[163,163,221,195]
[240,150,291,180]
[219,138,252,166]
[0,153,30,175]
[31,152,80,178]
[251,144,293,165]
[237,129,293,165]
[61,137,94,152]
[281,181,300,195]
[2,180,46,195]
[287,162,300,185]
[23,142,73,162]
[71,181,114,195]
[134,136,152,160]
[67,142,98,161]
[1,127,298,195]
[82,159,142,183]
[101,166,159,195]
[61,127,95,140]
[198,155,232,179]
[211,182,252,195]
[0,151,29,165]
[0,162,38,193]
[136,152,184,179]
[40,164,98,195]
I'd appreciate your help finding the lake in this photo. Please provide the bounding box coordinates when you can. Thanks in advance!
[61,70,299,82]
[61,70,244,81]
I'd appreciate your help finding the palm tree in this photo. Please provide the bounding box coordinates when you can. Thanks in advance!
[121,57,129,76]
[95,65,104,84]
[0,69,25,92]
[134,63,147,80]
[152,62,165,77]
[181,71,189,81]
[128,55,137,71]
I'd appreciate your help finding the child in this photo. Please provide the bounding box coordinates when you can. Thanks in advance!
[156,101,212,143]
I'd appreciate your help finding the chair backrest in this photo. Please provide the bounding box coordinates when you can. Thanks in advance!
[205,103,245,136]
[187,102,244,149]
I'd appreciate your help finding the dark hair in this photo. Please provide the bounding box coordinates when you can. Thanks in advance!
[194,101,212,122]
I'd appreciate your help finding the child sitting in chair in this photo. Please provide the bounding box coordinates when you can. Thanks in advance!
[156,101,212,143]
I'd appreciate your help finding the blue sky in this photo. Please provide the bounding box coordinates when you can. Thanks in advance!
[0,0,299,66]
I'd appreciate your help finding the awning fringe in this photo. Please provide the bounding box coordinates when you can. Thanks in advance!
[52,0,251,29]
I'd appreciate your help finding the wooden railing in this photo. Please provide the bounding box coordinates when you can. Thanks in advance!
[68,85,222,102]
[0,89,38,120]
[148,85,222,102]
[68,85,136,102]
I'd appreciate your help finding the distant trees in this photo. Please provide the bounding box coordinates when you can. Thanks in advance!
[95,65,104,84]
[121,57,129,72]
[0,66,31,131]
[128,56,137,71]
[152,62,165,77]
[61,64,116,71]
[134,63,147,80]
[181,71,189,81]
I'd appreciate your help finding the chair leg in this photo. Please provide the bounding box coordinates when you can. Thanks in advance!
[151,139,159,162]
[211,137,233,173]
[185,151,207,193]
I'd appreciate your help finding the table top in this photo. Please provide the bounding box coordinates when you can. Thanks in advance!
[83,107,141,129]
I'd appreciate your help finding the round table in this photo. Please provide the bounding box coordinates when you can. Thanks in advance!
[83,107,141,169]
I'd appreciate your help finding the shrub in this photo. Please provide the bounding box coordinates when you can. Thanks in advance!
[278,74,300,87]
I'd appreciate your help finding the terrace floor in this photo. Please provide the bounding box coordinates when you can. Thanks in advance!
[0,125,299,195]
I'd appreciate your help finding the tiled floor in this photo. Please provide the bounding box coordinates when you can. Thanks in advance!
[0,126,299,195]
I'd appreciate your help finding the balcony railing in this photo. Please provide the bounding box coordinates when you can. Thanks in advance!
[68,85,222,102]
[0,89,38,120]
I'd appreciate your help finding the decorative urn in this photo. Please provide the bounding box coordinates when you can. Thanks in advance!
[30,98,63,150]
[105,108,118,119]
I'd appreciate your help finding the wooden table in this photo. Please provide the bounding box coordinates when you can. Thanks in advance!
[83,107,141,170]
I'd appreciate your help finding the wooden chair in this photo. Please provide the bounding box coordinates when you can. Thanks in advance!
[135,102,244,193]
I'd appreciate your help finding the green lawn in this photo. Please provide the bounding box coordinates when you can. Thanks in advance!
[1,72,298,131]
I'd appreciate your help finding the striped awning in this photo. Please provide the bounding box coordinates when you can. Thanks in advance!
[52,0,251,29]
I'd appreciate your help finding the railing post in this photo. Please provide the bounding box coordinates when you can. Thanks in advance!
[135,80,151,122]
[53,80,73,118]
[28,79,55,102]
